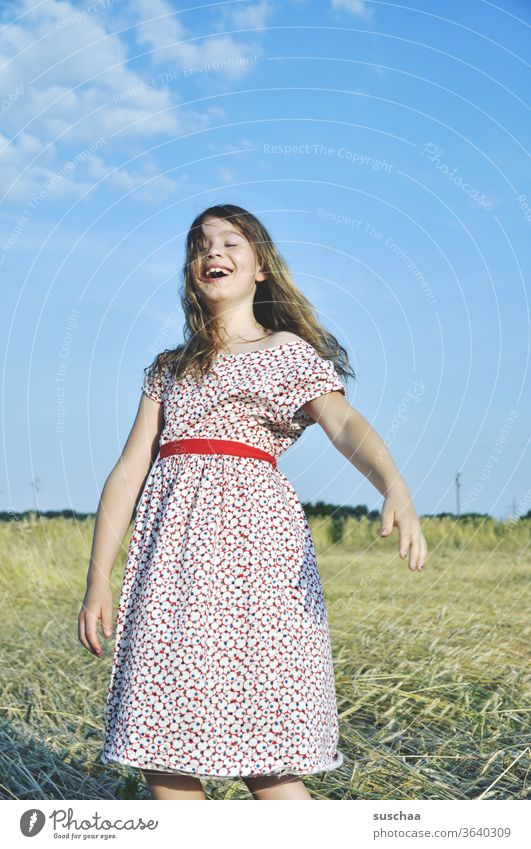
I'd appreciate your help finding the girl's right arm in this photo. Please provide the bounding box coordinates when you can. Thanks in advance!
[78,392,164,658]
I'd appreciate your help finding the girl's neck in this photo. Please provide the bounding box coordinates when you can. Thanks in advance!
[217,325,273,345]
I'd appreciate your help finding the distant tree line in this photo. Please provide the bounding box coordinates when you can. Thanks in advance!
[0,510,95,522]
[300,503,531,522]
[1,507,530,523]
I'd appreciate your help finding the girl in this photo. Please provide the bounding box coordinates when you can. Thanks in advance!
[79,204,427,801]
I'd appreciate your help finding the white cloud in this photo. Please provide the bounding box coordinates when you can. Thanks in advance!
[0,0,187,139]
[206,139,256,153]
[84,153,188,203]
[0,129,186,206]
[0,0,229,204]
[132,0,187,54]
[131,0,264,79]
[330,0,373,21]
[223,0,273,29]
[216,164,238,185]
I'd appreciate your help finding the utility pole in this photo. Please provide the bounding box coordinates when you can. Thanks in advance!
[455,471,461,517]
[507,498,518,521]
[30,476,41,512]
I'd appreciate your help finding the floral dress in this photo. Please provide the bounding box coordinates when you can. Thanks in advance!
[101,339,346,778]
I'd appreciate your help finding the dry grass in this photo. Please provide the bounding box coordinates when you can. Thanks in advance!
[0,514,529,800]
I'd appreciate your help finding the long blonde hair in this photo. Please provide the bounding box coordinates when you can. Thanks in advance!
[144,203,355,385]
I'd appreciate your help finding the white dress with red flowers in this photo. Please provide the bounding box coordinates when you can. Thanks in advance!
[101,339,346,778]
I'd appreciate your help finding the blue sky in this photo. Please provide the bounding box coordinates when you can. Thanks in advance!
[1,0,529,520]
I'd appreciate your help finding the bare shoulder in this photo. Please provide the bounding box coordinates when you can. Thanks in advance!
[270,331,307,346]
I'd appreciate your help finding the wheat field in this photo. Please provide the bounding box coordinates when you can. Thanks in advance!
[0,514,529,800]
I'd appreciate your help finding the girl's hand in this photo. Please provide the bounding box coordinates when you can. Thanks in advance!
[379,485,428,572]
[78,578,114,658]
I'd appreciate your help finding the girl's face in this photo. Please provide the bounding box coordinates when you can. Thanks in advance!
[193,217,266,300]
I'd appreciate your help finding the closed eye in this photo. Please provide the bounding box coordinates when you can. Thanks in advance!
[199,243,238,253]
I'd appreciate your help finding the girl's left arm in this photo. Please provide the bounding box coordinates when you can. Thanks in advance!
[301,392,428,572]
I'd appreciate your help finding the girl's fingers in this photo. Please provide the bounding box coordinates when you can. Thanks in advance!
[380,506,394,535]
[79,612,98,654]
[410,531,428,571]
[398,528,411,559]
[78,611,88,651]
[101,607,113,638]
[409,535,422,571]
[87,616,103,656]
[419,534,428,568]
[383,509,427,573]
[80,608,102,656]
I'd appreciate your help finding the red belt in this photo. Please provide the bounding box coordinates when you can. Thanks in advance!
[159,437,277,468]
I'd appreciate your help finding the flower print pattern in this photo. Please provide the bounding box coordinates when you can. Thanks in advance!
[101,340,346,778]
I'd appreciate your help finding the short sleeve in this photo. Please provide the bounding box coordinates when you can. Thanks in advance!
[276,343,346,427]
[142,361,167,404]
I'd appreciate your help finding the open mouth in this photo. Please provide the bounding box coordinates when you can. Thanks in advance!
[202,267,234,282]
